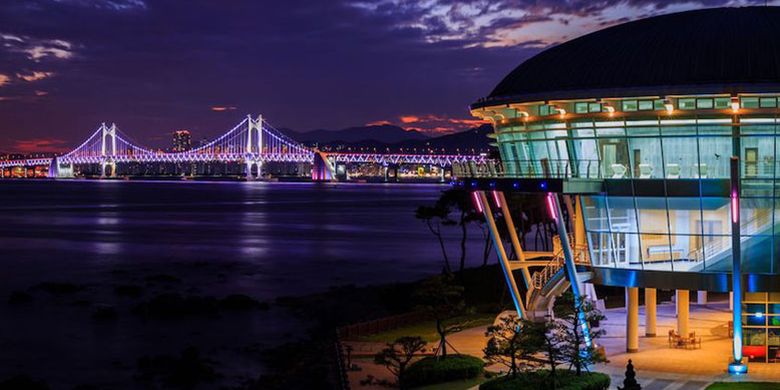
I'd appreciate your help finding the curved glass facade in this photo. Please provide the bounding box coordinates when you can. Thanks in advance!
[474,94,780,275]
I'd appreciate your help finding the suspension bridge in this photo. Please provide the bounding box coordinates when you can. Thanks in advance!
[0,115,493,181]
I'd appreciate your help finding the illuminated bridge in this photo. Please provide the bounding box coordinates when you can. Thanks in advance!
[0,115,493,180]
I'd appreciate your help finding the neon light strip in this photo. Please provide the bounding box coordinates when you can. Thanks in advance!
[731,190,739,224]
[491,190,501,208]
[472,191,484,213]
[546,193,557,221]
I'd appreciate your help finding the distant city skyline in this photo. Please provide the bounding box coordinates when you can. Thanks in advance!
[0,0,778,153]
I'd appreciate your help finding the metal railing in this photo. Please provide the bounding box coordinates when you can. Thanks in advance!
[531,234,590,290]
[686,209,772,263]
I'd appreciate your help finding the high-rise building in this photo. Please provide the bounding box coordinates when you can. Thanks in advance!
[172,130,192,152]
[465,7,780,373]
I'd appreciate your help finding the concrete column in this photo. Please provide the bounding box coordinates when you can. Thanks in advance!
[645,288,657,337]
[626,287,639,353]
[698,290,707,305]
[677,289,690,336]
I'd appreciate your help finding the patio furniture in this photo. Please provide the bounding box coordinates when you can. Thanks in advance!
[666,163,681,179]
[686,332,702,349]
[611,164,627,178]
[693,163,708,179]
[639,163,653,178]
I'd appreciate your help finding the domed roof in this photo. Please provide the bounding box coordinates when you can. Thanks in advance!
[474,6,780,108]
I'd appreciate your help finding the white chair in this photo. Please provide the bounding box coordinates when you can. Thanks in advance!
[666,163,680,179]
[639,163,653,179]
[610,164,627,179]
[693,163,708,179]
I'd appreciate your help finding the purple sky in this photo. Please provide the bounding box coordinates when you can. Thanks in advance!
[0,0,776,152]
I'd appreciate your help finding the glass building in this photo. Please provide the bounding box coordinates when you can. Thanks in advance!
[465,7,780,368]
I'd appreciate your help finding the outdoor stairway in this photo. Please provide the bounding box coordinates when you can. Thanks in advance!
[687,208,774,272]
[524,234,592,320]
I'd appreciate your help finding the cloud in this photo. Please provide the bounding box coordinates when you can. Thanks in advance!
[34,90,48,96]
[25,40,74,60]
[371,113,488,135]
[16,71,54,82]
[12,137,70,153]
[0,74,9,87]
[349,0,771,48]
[211,106,237,112]
[51,0,147,11]
[1,34,75,61]
[366,120,393,126]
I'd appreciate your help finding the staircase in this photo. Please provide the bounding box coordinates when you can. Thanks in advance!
[687,208,773,271]
[525,234,592,320]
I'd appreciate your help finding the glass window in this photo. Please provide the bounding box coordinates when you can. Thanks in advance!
[715,97,731,109]
[697,98,714,109]
[761,97,778,108]
[575,102,588,114]
[638,100,654,111]
[622,100,638,112]
[539,105,550,116]
[744,328,766,363]
[653,99,665,110]
[742,97,760,109]
[679,98,696,110]
[588,102,602,113]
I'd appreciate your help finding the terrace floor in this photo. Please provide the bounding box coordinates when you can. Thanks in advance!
[346,299,780,389]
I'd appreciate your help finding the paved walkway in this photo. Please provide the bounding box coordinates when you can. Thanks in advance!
[346,299,780,389]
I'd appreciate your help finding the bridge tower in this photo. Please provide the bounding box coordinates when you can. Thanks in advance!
[245,114,263,180]
[100,123,117,178]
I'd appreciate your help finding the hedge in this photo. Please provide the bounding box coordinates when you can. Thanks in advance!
[404,354,484,387]
[480,370,610,390]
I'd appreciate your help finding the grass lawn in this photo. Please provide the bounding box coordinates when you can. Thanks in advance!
[357,312,496,343]
[706,383,780,390]
[411,375,486,390]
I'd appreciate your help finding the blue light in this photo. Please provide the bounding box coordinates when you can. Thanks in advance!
[470,181,478,188]
[728,362,748,375]
[513,182,520,189]
[540,181,547,189]
[489,181,496,188]
[756,312,764,318]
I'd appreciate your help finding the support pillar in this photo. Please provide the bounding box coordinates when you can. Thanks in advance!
[497,192,531,288]
[698,290,708,305]
[677,289,689,337]
[645,288,657,337]
[626,287,639,353]
[548,192,592,347]
[728,155,747,374]
[478,191,526,319]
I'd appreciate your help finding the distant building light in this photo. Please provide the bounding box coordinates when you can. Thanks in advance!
[731,96,740,113]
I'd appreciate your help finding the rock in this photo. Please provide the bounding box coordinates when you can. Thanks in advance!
[8,291,33,305]
[0,374,49,390]
[35,282,83,295]
[135,347,219,388]
[145,274,181,284]
[114,285,144,298]
[219,294,260,311]
[93,304,118,320]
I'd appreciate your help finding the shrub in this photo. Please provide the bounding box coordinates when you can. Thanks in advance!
[405,354,484,387]
[480,370,610,390]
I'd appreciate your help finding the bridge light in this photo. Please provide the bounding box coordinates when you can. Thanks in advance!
[731,96,740,113]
